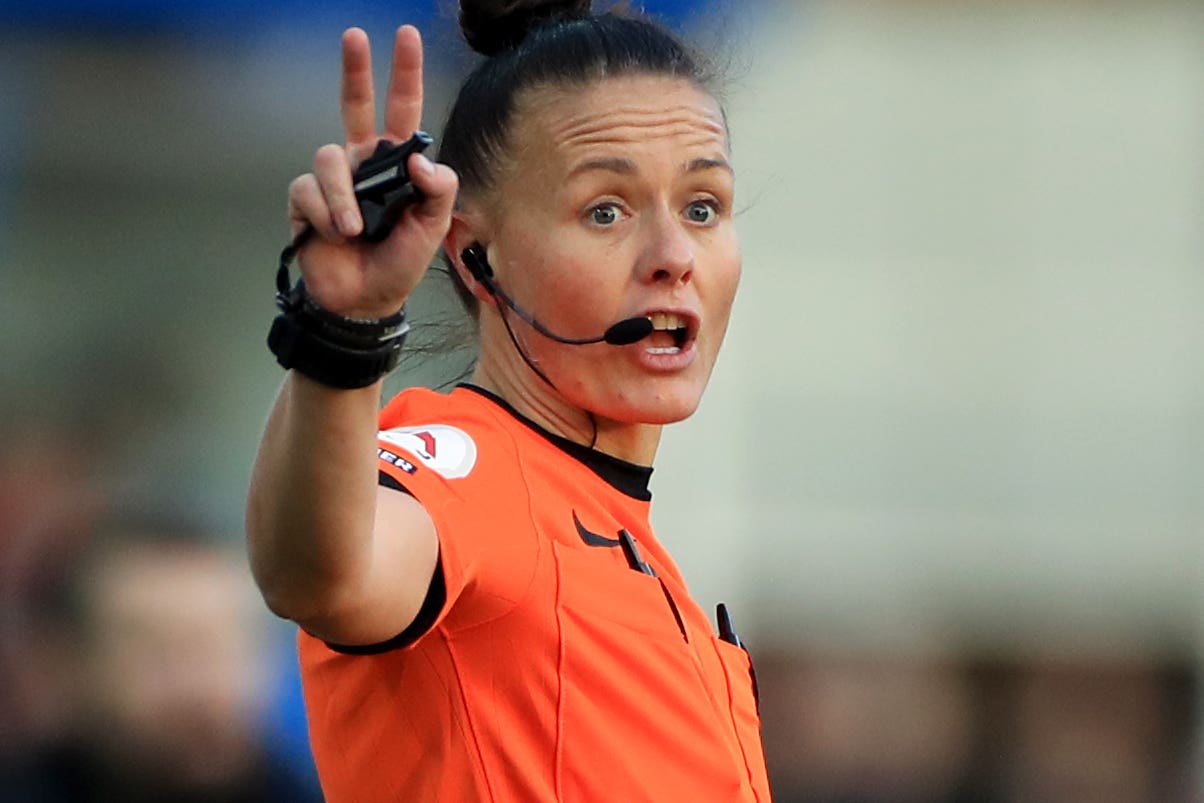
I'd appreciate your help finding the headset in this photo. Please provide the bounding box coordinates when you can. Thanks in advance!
[461,244,653,347]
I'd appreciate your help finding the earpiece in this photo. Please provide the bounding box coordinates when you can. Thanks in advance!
[461,243,494,286]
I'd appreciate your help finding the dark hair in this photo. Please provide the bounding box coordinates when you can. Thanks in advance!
[440,0,717,199]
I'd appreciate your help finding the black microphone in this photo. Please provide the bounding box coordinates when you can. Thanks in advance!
[462,245,653,346]
[599,317,655,346]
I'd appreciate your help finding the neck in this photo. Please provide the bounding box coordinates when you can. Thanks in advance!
[471,342,662,466]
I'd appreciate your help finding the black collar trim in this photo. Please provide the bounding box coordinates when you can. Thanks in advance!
[459,384,653,502]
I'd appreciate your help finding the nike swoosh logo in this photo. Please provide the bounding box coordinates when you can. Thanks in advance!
[573,511,621,548]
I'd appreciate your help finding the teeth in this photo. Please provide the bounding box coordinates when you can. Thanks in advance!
[645,346,681,355]
[649,312,686,331]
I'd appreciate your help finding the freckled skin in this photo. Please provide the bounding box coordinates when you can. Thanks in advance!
[466,75,740,464]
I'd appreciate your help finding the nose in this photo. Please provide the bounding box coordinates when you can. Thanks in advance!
[636,206,694,285]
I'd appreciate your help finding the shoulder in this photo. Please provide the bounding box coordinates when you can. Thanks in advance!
[374,387,548,630]
[376,386,543,502]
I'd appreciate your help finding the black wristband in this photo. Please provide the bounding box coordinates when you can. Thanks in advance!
[267,280,409,389]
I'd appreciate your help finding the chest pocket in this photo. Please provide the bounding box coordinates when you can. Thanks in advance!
[551,540,683,639]
[550,540,746,802]
[712,637,771,800]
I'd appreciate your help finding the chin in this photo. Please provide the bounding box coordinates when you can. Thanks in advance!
[602,382,706,426]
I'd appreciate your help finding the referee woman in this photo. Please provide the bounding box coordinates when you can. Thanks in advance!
[246,1,770,800]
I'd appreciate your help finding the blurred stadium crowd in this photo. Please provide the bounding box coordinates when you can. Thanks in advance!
[1,1,1201,801]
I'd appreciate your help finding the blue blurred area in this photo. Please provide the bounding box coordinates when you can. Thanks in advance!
[2,0,436,36]
[3,0,723,37]
[262,630,323,793]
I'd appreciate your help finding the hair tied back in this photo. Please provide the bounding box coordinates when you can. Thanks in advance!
[459,0,593,56]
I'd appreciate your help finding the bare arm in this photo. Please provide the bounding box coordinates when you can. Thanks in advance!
[246,26,457,645]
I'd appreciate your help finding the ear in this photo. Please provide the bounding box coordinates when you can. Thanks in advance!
[444,214,497,307]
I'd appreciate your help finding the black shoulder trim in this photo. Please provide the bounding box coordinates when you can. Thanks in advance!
[458,384,653,501]
[323,561,447,655]
[378,470,412,495]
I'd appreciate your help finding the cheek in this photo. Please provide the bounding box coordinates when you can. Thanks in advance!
[707,242,743,319]
[501,215,574,278]
[510,235,616,315]
[724,254,742,298]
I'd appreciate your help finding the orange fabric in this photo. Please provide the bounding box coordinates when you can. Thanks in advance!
[300,386,771,802]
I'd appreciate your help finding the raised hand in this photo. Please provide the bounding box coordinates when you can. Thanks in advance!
[287,25,458,319]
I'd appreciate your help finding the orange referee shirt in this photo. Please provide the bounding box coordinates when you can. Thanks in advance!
[299,385,770,802]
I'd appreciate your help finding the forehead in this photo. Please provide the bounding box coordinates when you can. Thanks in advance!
[511,75,728,164]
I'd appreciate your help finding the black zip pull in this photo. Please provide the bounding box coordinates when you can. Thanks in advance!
[618,529,657,577]
[716,602,742,648]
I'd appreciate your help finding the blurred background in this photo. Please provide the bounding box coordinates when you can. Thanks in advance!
[1,0,1200,801]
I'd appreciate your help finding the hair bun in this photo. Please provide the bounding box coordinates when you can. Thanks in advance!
[459,0,592,56]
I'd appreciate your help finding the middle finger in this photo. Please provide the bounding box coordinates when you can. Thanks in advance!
[341,27,377,148]
[383,25,424,142]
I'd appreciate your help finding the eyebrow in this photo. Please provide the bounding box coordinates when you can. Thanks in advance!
[567,157,637,179]
[685,157,733,175]
[567,155,733,179]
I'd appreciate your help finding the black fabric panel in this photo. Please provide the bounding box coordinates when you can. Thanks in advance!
[378,470,412,495]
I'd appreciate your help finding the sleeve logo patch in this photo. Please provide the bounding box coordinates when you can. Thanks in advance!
[376,448,416,474]
[378,425,478,479]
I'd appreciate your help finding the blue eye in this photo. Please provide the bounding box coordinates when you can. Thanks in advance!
[589,204,621,226]
[685,201,718,224]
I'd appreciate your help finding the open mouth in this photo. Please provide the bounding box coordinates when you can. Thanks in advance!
[644,311,693,355]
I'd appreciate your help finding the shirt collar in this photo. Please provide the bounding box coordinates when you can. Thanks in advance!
[459,384,653,502]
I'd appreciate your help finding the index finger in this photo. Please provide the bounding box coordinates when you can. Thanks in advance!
[341,27,377,147]
[382,25,424,141]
